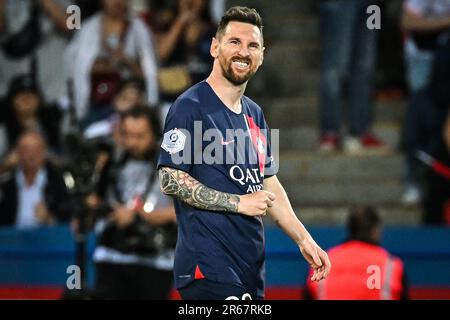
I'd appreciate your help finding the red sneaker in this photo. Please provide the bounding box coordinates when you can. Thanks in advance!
[360,133,385,148]
[319,133,339,151]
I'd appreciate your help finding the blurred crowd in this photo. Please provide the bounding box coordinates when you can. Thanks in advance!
[0,0,449,229]
[0,0,448,300]
[0,0,223,300]
[0,0,223,228]
[317,0,450,225]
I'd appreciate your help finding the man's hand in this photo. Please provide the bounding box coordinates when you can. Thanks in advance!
[85,193,101,209]
[35,202,56,225]
[238,190,276,217]
[0,150,18,172]
[160,166,274,216]
[299,237,331,282]
[263,176,331,281]
[112,206,136,228]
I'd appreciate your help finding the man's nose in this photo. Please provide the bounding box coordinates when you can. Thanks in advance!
[238,44,250,57]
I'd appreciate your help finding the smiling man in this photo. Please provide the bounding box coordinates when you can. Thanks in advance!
[158,6,331,300]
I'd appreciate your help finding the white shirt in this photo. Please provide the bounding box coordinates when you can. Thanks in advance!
[0,0,73,102]
[65,13,159,119]
[15,168,47,229]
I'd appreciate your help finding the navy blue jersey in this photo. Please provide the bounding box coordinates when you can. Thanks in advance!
[157,81,278,298]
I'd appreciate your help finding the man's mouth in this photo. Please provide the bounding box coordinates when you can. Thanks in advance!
[232,59,250,70]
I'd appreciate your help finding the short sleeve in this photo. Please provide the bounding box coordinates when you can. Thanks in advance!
[157,98,200,174]
[262,117,279,178]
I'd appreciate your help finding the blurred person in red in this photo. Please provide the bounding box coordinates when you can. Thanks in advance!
[304,206,409,300]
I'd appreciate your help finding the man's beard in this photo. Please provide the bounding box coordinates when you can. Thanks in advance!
[219,56,256,86]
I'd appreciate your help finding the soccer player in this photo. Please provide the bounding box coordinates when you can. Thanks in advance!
[158,6,331,300]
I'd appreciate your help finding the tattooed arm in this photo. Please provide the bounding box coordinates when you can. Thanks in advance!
[158,166,275,217]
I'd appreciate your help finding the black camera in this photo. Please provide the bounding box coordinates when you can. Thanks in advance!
[61,132,113,227]
[99,215,177,255]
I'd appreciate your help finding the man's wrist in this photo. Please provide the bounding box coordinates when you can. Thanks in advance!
[235,194,245,214]
[296,231,314,247]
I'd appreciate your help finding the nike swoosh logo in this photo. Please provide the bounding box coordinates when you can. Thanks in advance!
[221,139,235,145]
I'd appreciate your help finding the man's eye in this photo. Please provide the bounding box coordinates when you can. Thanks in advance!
[230,40,239,44]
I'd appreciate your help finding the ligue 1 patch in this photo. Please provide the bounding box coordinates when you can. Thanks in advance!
[162,128,186,154]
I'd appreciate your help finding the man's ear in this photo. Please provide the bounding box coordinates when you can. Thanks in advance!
[259,46,265,67]
[210,37,219,58]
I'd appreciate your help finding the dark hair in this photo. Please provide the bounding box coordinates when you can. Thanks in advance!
[216,6,263,39]
[7,73,39,98]
[116,77,146,95]
[3,74,47,148]
[347,206,381,243]
[120,105,162,141]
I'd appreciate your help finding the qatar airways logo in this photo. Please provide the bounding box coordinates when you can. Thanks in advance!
[229,165,263,193]
[162,120,279,176]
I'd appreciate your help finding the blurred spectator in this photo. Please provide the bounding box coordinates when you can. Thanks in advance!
[401,0,450,93]
[147,0,216,119]
[0,131,70,228]
[82,78,146,140]
[305,206,409,300]
[66,0,159,124]
[89,106,176,299]
[141,0,223,24]
[420,36,450,225]
[375,0,407,95]
[319,0,385,153]
[401,0,450,204]
[75,0,102,19]
[400,0,450,204]
[0,0,72,103]
[209,0,225,24]
[422,113,450,225]
[0,74,62,163]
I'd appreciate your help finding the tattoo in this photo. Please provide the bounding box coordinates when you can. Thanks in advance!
[159,167,240,213]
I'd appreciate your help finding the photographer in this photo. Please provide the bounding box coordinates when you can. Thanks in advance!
[90,106,176,300]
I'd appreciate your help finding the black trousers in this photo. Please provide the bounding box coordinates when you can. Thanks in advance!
[94,262,173,300]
